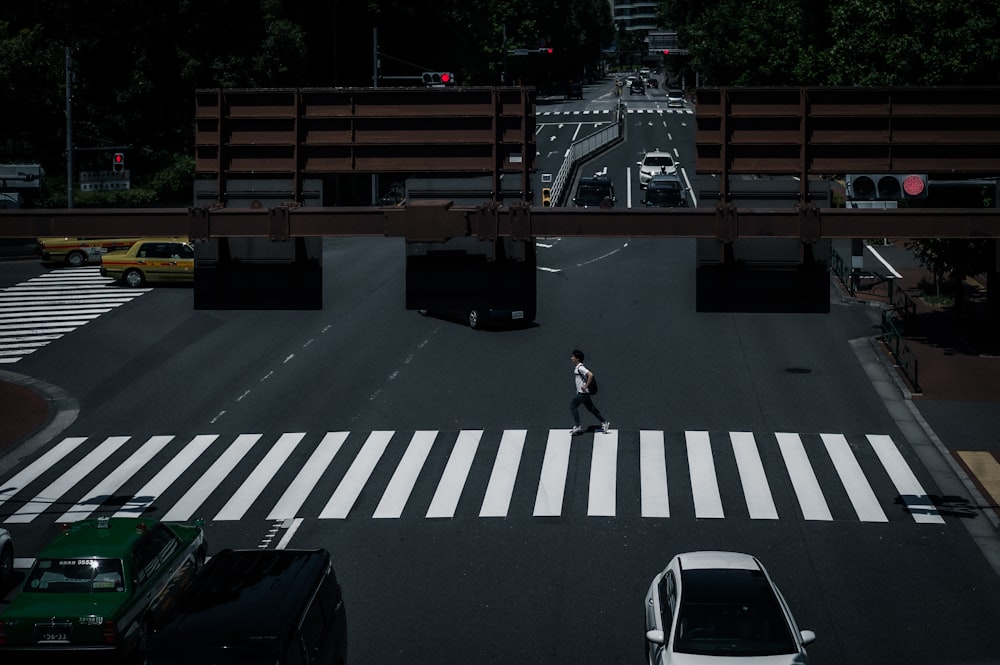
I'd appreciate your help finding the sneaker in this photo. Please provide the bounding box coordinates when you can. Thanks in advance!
[601,421,611,434]
[569,425,584,435]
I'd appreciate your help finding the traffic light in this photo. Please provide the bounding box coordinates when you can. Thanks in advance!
[112,152,125,173]
[539,48,553,54]
[422,72,455,86]
[662,49,670,55]
[846,174,928,200]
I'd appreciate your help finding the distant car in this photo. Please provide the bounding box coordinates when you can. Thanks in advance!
[100,238,194,287]
[644,551,815,665]
[566,82,583,100]
[144,548,347,665]
[630,79,646,95]
[37,237,144,267]
[637,150,678,187]
[573,175,616,208]
[642,173,688,208]
[667,89,685,108]
[0,528,12,588]
[0,517,207,662]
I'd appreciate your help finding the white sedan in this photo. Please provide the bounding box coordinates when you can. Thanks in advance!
[637,149,677,187]
[644,551,815,664]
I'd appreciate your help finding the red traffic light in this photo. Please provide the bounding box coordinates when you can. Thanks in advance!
[902,174,926,197]
[662,49,670,55]
[112,152,125,173]
[440,72,451,83]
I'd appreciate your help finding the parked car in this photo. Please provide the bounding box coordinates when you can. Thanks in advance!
[573,175,616,208]
[0,528,12,588]
[37,237,144,267]
[644,551,815,664]
[637,149,678,187]
[667,89,685,108]
[100,238,194,287]
[144,548,347,665]
[642,173,688,208]
[0,517,207,663]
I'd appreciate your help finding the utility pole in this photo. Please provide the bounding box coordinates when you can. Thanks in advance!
[65,47,74,208]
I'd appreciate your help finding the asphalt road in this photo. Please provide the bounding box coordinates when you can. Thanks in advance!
[1,76,999,665]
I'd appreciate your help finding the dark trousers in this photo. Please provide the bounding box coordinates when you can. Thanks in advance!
[571,393,605,426]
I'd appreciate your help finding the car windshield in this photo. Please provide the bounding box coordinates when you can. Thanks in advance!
[25,558,126,593]
[643,156,674,168]
[646,183,683,206]
[674,569,795,656]
[576,184,610,204]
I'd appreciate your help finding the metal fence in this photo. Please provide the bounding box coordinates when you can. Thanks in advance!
[549,101,625,206]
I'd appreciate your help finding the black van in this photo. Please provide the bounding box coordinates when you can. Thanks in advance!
[573,176,616,207]
[144,548,347,665]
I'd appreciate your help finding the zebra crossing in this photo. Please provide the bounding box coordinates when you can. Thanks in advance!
[0,267,149,363]
[0,429,945,525]
[537,107,693,119]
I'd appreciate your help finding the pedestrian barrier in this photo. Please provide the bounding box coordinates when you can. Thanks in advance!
[549,101,625,206]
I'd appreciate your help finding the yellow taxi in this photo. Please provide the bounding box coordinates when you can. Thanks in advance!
[37,237,145,267]
[100,238,195,287]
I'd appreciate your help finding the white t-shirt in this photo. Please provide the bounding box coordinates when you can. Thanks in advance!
[574,363,590,393]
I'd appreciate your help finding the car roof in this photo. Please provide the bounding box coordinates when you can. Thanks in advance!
[151,549,333,650]
[649,174,681,184]
[38,518,166,559]
[580,175,612,184]
[643,150,672,159]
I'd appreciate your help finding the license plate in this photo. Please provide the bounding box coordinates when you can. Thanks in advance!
[35,623,72,642]
[512,311,524,320]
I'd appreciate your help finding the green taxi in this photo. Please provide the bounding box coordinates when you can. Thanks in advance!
[0,517,207,663]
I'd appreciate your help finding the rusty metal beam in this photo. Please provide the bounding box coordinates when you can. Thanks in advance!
[3,204,1000,241]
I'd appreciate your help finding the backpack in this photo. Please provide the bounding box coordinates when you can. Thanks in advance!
[578,366,599,395]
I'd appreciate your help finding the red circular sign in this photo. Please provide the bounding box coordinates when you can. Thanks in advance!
[902,174,925,196]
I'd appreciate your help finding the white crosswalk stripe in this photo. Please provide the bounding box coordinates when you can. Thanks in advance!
[0,429,945,525]
[0,267,150,363]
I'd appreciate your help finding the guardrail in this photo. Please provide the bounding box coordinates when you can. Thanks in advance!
[549,100,625,206]
[881,308,921,393]
[832,247,921,392]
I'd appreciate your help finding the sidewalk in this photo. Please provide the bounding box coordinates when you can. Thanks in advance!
[840,256,1000,401]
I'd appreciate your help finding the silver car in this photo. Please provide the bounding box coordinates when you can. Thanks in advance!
[637,150,677,188]
[645,551,815,664]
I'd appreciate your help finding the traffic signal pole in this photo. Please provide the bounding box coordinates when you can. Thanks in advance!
[65,47,73,208]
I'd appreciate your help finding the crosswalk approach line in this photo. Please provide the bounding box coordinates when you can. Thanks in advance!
[0,429,957,525]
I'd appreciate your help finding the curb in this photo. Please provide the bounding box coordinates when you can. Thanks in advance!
[0,371,79,477]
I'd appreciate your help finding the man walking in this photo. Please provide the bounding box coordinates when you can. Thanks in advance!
[569,349,610,435]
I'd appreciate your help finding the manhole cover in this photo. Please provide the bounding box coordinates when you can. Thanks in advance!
[785,367,812,374]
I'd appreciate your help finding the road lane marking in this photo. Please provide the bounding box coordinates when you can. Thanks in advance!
[588,431,618,516]
[268,432,348,520]
[534,430,572,516]
[215,432,305,520]
[687,430,724,518]
[59,435,175,522]
[868,434,944,524]
[374,430,437,518]
[865,244,903,278]
[821,433,887,522]
[731,432,778,519]
[320,431,394,519]
[776,432,833,520]
[480,429,526,517]
[427,430,482,518]
[6,436,131,524]
[113,434,219,517]
[640,430,670,517]
[162,434,261,521]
